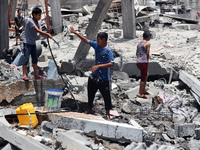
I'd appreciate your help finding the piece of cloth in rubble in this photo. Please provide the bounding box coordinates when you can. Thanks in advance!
[165,95,189,120]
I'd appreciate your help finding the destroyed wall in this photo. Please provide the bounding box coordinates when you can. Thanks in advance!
[2,0,200,149]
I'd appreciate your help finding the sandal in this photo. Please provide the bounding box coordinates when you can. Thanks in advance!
[35,76,46,80]
[22,76,29,81]
[138,95,147,99]
[143,91,150,95]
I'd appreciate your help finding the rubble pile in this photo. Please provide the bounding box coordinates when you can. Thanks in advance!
[1,0,200,149]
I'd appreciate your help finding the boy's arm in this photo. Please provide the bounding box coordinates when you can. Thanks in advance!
[90,62,114,72]
[32,26,52,39]
[145,42,151,62]
[70,27,89,44]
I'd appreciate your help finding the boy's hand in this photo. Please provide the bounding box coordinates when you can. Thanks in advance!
[90,65,99,72]
[70,27,76,34]
[47,33,52,39]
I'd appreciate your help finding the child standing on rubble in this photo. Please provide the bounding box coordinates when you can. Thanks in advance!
[22,7,52,81]
[136,30,151,99]
[70,27,114,119]
[14,9,23,46]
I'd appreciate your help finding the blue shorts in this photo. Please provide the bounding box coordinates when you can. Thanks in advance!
[23,43,38,65]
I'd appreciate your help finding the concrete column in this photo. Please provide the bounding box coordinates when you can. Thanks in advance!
[9,0,17,21]
[122,0,136,39]
[175,0,178,15]
[73,0,113,63]
[49,0,62,34]
[0,0,9,58]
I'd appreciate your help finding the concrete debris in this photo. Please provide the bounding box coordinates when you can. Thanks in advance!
[2,0,200,149]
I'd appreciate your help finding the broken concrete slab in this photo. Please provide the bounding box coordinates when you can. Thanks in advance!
[179,70,200,103]
[0,124,52,150]
[0,80,34,103]
[1,143,18,150]
[172,24,200,30]
[48,112,143,142]
[122,62,168,77]
[53,129,98,150]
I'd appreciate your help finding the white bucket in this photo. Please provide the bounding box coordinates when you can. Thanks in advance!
[44,89,63,111]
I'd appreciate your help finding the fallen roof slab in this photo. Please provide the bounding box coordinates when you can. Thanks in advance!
[49,112,143,142]
[0,124,52,150]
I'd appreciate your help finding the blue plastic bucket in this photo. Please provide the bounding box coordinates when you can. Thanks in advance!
[44,89,63,111]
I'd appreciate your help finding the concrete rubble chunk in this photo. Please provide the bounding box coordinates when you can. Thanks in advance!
[0,80,34,103]
[167,129,176,139]
[1,143,18,150]
[174,123,195,137]
[179,70,200,104]
[186,36,197,43]
[161,134,171,142]
[39,121,53,138]
[49,112,143,142]
[125,86,140,99]
[38,55,48,62]
[162,52,172,60]
[122,100,140,114]
[186,139,200,150]
[0,123,52,150]
[173,114,185,123]
[53,129,98,150]
[195,128,200,140]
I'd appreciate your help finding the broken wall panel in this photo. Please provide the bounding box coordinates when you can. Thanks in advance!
[49,112,143,142]
[0,124,52,150]
[179,70,200,98]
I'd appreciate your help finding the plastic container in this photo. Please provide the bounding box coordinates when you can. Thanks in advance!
[47,59,57,79]
[12,52,24,66]
[44,89,63,111]
[16,103,38,127]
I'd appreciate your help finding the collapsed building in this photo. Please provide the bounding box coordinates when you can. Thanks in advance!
[0,0,200,149]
